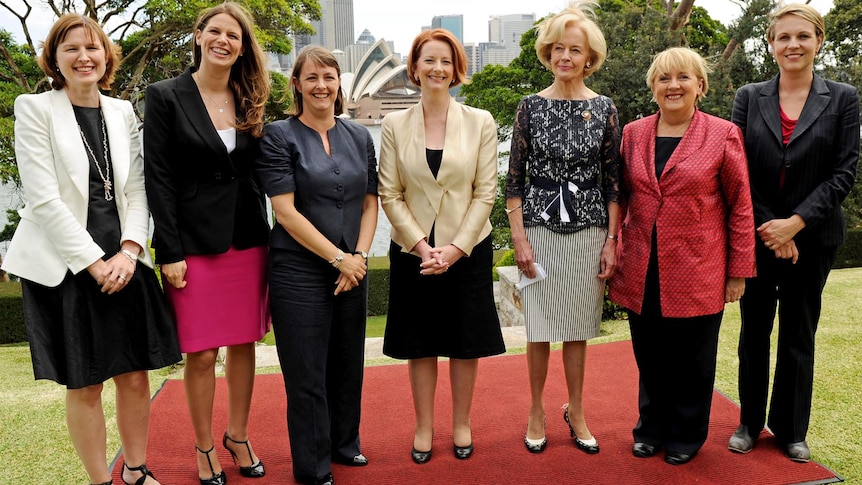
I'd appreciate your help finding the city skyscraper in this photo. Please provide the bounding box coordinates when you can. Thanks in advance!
[484,14,536,68]
[431,14,464,44]
[323,0,355,51]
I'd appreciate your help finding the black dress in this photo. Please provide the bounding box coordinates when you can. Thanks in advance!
[383,149,505,360]
[20,106,181,389]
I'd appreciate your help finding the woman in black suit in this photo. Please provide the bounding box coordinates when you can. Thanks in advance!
[255,46,378,485]
[143,3,270,483]
[728,3,859,463]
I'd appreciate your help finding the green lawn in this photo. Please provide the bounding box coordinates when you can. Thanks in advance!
[1,268,860,483]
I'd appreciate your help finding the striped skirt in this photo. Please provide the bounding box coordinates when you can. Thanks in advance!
[523,225,606,342]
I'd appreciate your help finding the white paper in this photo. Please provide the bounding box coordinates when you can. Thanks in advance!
[517,263,547,290]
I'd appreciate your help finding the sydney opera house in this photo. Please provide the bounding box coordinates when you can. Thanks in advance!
[341,40,420,123]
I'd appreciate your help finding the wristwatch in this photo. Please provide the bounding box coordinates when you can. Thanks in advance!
[354,250,368,259]
[328,250,344,268]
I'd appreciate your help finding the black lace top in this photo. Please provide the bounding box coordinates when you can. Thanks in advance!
[505,94,621,233]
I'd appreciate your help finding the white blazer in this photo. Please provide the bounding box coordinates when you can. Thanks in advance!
[2,89,153,287]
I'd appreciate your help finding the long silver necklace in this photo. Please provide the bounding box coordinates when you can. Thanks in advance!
[78,116,113,201]
[201,90,230,113]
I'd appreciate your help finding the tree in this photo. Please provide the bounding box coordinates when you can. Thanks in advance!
[0,0,319,100]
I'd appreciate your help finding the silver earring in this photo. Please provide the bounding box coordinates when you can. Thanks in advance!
[586,62,592,68]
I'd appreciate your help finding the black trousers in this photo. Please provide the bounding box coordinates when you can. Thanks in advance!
[737,242,836,443]
[629,309,723,456]
[269,248,367,481]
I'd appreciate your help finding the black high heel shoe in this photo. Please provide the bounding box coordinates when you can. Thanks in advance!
[223,431,266,478]
[453,442,474,460]
[524,415,548,453]
[195,445,227,485]
[411,447,432,464]
[122,462,156,485]
[563,404,599,454]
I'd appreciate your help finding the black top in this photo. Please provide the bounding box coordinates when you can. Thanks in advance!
[74,106,120,257]
[426,148,443,179]
[506,94,621,233]
[655,137,682,180]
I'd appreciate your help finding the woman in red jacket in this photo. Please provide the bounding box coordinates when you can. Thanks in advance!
[609,47,756,465]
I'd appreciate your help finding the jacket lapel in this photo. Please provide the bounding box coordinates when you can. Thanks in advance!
[50,89,89,200]
[100,95,130,196]
[790,75,830,143]
[412,102,444,212]
[661,108,707,180]
[174,68,235,169]
[756,76,783,144]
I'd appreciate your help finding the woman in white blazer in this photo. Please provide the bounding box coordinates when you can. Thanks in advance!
[379,29,505,464]
[1,14,180,485]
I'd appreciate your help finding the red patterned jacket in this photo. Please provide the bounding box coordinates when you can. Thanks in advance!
[609,109,756,318]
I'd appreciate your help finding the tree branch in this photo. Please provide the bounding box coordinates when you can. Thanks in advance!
[0,42,31,89]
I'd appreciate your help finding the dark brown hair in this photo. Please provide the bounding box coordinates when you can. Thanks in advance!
[290,46,344,117]
[192,2,270,137]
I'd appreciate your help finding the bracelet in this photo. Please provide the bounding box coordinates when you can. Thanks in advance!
[328,250,344,268]
[606,235,617,240]
[353,250,368,259]
[121,249,139,263]
[505,205,522,215]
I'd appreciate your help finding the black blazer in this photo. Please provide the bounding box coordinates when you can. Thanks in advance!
[255,117,378,254]
[144,68,270,264]
[732,74,859,246]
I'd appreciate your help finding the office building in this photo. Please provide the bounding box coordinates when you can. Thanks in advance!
[431,14,464,44]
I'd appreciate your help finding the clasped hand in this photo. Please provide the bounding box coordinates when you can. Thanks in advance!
[757,217,803,264]
[418,243,465,276]
[335,253,367,295]
[87,251,137,294]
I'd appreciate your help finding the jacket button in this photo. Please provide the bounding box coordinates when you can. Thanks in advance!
[214,172,222,180]
[336,184,343,191]
[336,201,343,208]
[334,168,341,174]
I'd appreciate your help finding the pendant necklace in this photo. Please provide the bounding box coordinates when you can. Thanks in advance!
[78,116,113,201]
[199,87,230,113]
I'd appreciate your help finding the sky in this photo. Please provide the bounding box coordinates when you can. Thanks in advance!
[0,0,838,57]
[353,0,836,55]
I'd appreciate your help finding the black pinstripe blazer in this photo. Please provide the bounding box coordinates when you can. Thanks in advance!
[731,74,859,246]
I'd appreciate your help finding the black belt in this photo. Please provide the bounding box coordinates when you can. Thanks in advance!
[530,175,598,221]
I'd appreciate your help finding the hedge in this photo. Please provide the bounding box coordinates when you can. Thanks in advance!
[2,228,861,342]
[0,282,25,344]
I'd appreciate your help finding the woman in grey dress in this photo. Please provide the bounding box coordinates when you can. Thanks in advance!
[505,1,620,455]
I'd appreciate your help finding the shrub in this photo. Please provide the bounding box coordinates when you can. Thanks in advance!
[0,282,26,344]
[834,228,862,269]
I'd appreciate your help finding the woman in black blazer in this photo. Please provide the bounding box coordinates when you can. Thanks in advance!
[143,3,270,483]
[728,3,859,463]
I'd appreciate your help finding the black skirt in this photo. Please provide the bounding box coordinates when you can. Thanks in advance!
[22,265,181,389]
[383,236,505,360]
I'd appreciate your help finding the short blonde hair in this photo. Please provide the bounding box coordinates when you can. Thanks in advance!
[646,47,712,101]
[767,3,826,43]
[407,29,470,88]
[534,1,607,78]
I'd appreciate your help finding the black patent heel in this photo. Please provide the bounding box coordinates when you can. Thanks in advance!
[223,431,265,478]
[195,445,227,485]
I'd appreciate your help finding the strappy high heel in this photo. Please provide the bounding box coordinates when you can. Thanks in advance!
[195,445,227,485]
[223,431,265,478]
[563,403,599,454]
[122,462,155,485]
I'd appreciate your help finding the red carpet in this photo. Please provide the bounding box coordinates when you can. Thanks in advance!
[113,340,841,484]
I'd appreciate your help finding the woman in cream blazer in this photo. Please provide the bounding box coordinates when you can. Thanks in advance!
[379,29,505,465]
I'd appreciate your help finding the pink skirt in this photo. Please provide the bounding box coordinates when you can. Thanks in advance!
[166,246,269,353]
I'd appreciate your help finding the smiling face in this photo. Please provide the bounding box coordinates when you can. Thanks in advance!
[652,67,704,118]
[769,14,822,75]
[549,24,591,82]
[55,26,106,92]
[195,13,244,70]
[293,60,340,116]
[413,39,454,93]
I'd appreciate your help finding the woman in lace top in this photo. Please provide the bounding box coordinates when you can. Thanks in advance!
[505,1,620,456]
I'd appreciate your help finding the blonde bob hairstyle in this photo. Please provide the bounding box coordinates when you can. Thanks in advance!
[39,13,120,90]
[534,1,607,78]
[767,2,826,44]
[406,28,470,88]
[646,47,712,102]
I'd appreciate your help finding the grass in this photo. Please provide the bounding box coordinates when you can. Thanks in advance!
[2,268,860,483]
